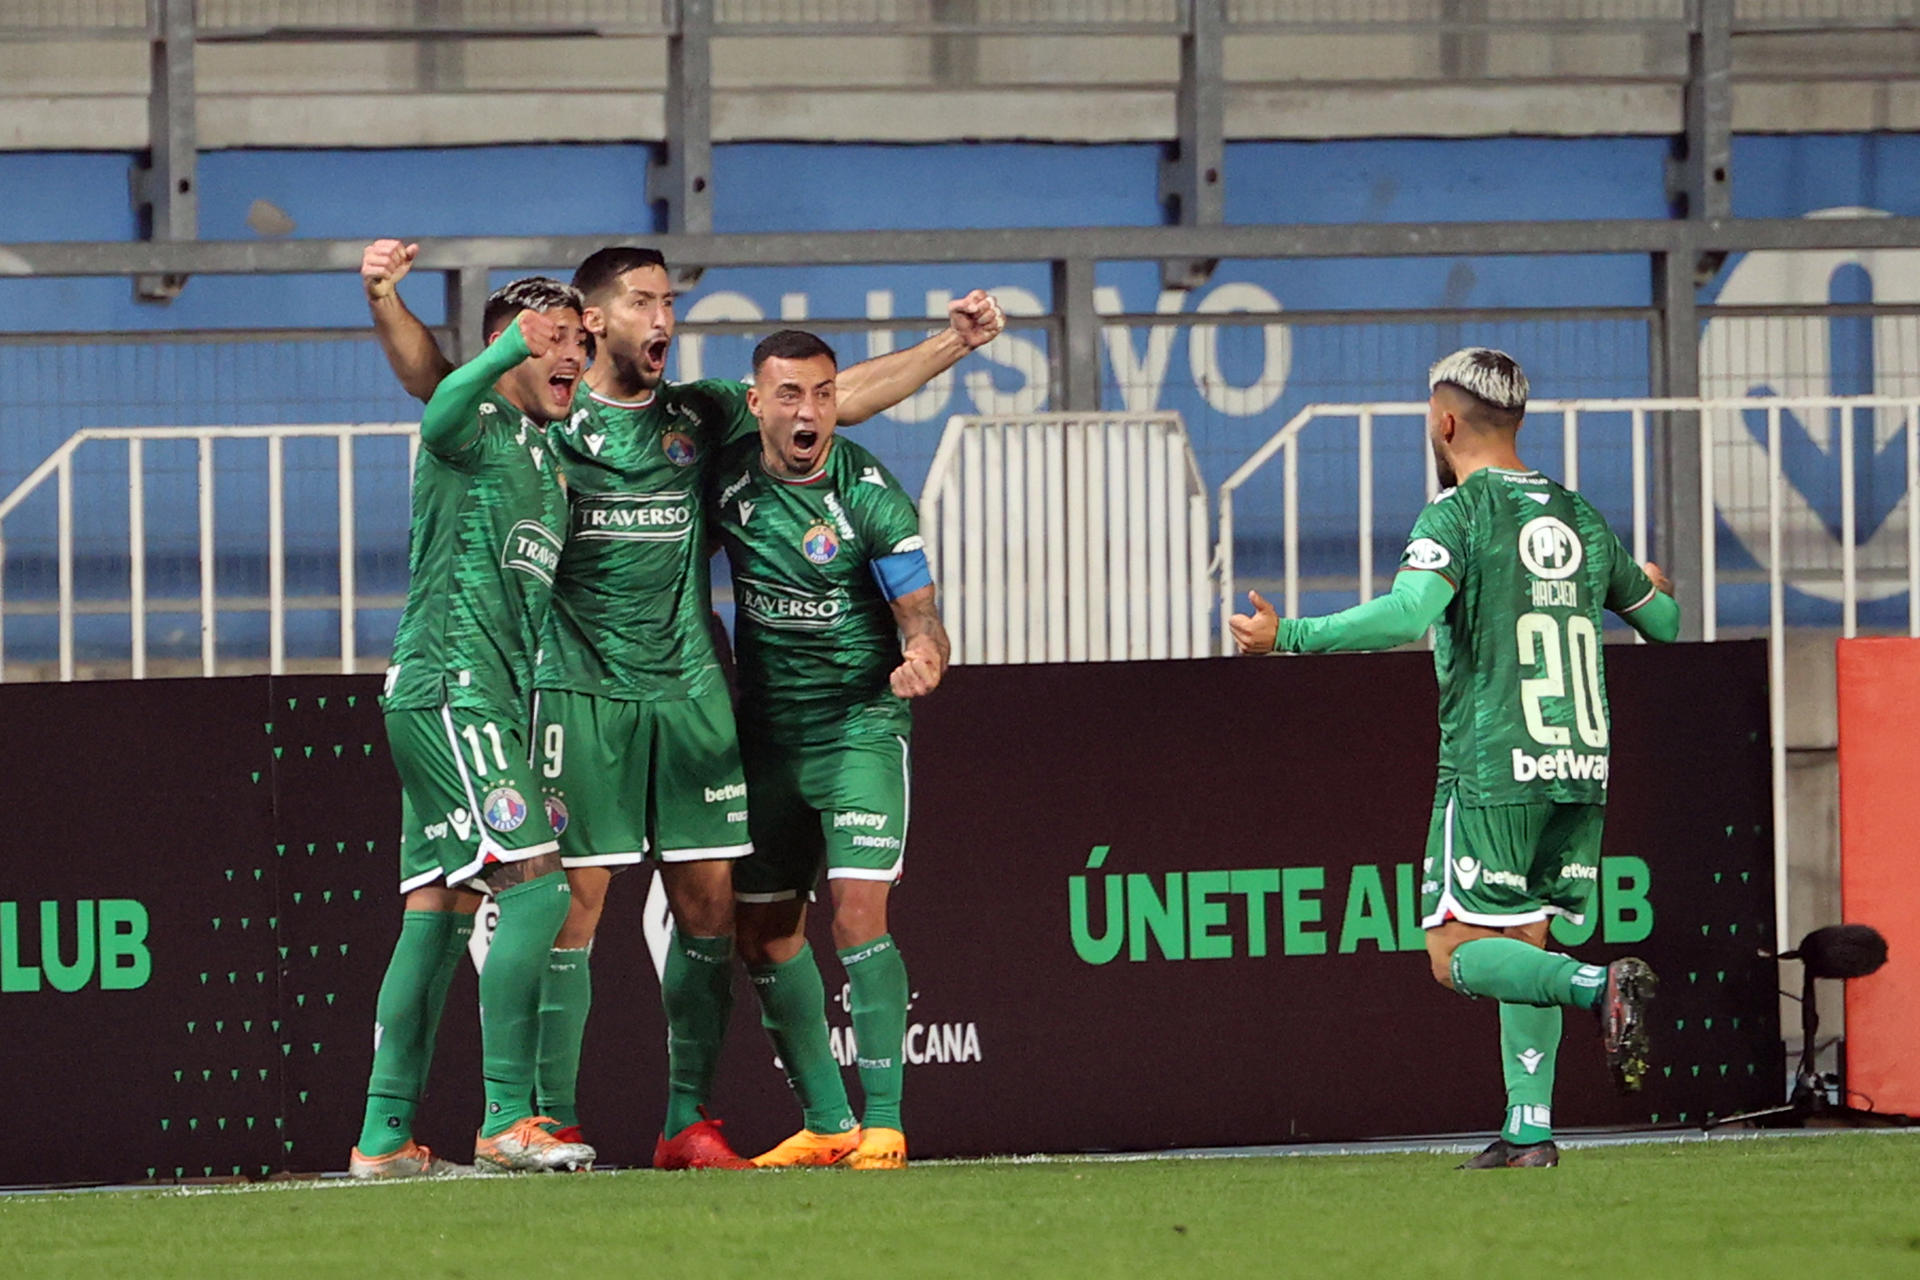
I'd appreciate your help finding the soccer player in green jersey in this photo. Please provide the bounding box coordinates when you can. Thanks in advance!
[361,239,999,1166]
[1230,348,1681,1170]
[705,330,949,1172]
[350,278,598,1178]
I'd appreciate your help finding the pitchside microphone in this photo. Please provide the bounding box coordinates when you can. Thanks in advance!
[1780,923,1889,981]
[1711,922,1904,1129]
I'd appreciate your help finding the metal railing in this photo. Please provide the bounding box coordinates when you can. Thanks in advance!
[0,423,418,681]
[923,412,1209,663]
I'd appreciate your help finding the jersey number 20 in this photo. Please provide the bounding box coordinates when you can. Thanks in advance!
[1515,612,1607,749]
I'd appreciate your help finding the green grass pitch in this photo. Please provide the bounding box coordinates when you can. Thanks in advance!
[7,1133,1918,1279]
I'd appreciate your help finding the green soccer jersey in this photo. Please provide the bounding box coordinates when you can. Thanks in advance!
[1399,466,1658,806]
[384,390,568,715]
[708,433,925,745]
[534,379,753,702]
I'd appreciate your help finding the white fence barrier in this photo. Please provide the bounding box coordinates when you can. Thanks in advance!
[920,412,1210,664]
[0,423,417,681]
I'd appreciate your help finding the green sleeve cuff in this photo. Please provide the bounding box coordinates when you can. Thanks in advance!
[1622,588,1681,643]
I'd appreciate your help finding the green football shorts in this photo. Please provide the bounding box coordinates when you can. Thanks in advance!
[530,688,752,868]
[385,705,560,893]
[1419,790,1605,929]
[733,732,910,903]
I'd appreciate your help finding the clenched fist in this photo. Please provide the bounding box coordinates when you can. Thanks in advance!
[948,290,1005,350]
[516,308,560,357]
[362,239,420,301]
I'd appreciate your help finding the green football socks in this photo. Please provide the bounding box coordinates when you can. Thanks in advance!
[1449,937,1606,1010]
[841,934,910,1132]
[662,930,735,1136]
[1499,1002,1560,1145]
[536,944,593,1128]
[358,909,469,1157]
[479,873,571,1138]
[749,944,857,1135]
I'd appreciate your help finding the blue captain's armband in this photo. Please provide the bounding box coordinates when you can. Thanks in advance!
[871,545,933,600]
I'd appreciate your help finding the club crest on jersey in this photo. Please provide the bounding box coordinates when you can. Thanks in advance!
[543,794,569,837]
[1518,516,1583,580]
[482,787,528,834]
[662,430,699,468]
[803,522,840,564]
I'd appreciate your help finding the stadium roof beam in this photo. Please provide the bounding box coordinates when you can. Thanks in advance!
[128,0,196,304]
[14,216,1920,276]
[1159,0,1224,292]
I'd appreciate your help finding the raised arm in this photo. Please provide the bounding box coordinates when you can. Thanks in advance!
[886,584,950,698]
[364,239,456,403]
[1230,571,1457,656]
[835,290,1005,425]
[419,312,547,457]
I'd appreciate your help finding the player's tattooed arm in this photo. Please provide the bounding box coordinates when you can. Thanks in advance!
[836,290,1006,425]
[888,584,950,698]
[363,239,456,403]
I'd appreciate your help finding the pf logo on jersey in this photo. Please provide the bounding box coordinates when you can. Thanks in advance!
[803,522,840,564]
[1518,516,1582,580]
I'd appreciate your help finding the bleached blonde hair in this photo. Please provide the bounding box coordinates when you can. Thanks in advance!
[1428,347,1529,414]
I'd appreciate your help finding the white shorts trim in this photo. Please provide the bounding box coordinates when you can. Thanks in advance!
[561,850,648,869]
[827,862,903,884]
[1424,902,1550,930]
[445,838,561,890]
[735,889,800,904]
[399,867,445,894]
[657,841,754,863]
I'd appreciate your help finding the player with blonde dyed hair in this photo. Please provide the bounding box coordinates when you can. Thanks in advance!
[1231,347,1679,1168]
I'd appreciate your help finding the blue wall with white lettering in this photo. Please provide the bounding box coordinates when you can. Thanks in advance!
[1,134,1915,659]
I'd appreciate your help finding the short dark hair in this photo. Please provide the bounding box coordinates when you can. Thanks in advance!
[571,246,670,303]
[482,276,585,340]
[752,329,838,374]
